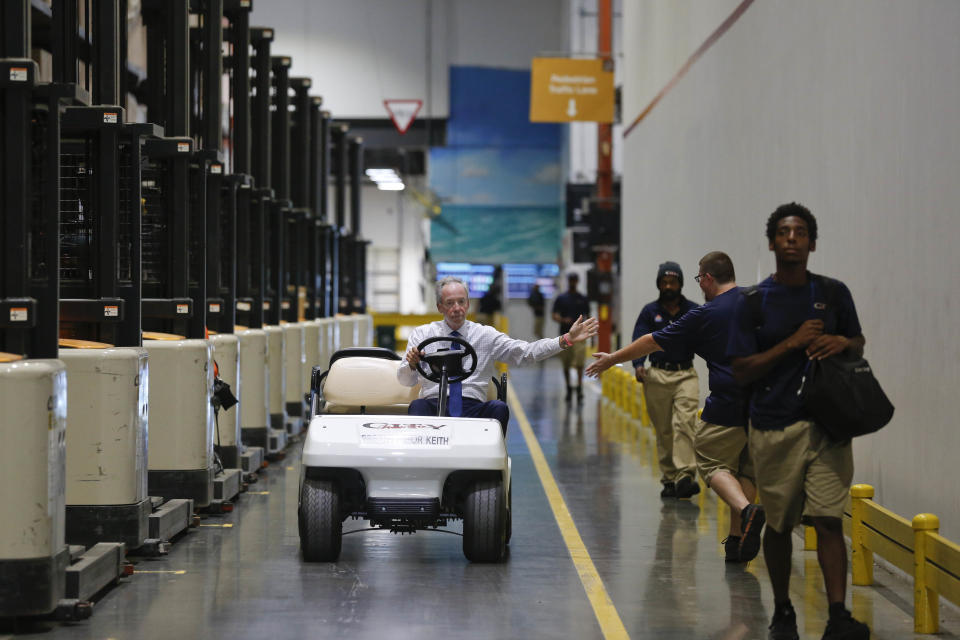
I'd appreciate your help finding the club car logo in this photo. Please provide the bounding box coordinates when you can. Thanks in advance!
[362,422,446,430]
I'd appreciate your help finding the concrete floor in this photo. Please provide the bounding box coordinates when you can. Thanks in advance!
[3,361,958,639]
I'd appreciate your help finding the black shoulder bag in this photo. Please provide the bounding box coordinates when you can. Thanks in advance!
[798,353,894,441]
[744,276,894,441]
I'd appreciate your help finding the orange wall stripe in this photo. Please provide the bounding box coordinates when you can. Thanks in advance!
[623,0,755,138]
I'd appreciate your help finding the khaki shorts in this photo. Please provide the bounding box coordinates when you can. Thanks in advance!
[559,341,586,369]
[694,420,753,485]
[749,419,853,533]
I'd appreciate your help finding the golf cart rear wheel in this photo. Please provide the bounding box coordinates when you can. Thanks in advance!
[505,482,512,545]
[463,478,506,563]
[300,479,342,561]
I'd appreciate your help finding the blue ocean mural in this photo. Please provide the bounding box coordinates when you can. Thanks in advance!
[429,66,563,263]
[431,205,562,264]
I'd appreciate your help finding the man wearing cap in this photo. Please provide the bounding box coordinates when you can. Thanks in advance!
[632,261,700,499]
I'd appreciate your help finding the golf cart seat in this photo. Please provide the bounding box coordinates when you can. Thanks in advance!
[321,349,420,414]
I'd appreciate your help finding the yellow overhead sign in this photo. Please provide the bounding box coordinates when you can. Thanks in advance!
[529,58,614,123]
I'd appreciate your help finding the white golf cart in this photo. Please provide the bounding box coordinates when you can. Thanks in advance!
[298,337,512,563]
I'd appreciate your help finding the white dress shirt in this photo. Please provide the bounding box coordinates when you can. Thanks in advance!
[398,319,563,402]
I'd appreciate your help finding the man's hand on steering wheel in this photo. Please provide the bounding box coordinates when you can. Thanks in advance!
[405,346,424,370]
[567,315,599,343]
[413,335,479,383]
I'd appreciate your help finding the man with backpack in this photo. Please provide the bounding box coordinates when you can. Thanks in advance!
[727,203,869,640]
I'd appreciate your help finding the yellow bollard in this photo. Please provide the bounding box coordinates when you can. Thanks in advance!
[912,513,940,634]
[612,369,621,408]
[629,376,639,419]
[622,369,631,411]
[850,484,875,585]
[618,368,628,411]
[612,369,621,406]
[640,383,651,427]
[804,526,818,550]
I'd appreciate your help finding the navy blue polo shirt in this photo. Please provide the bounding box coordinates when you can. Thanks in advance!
[552,291,590,334]
[631,297,698,368]
[651,287,746,427]
[726,273,862,431]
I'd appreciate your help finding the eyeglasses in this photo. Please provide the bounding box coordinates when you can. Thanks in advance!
[694,273,709,283]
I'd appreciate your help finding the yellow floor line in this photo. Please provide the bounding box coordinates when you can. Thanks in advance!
[507,381,630,640]
[133,570,186,575]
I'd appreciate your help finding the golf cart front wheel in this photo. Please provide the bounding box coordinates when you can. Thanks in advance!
[299,478,342,562]
[462,478,507,563]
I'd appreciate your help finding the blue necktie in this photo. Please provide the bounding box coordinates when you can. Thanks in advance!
[448,331,463,417]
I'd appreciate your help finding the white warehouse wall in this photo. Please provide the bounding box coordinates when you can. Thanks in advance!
[250,0,449,118]
[252,0,565,119]
[621,1,960,537]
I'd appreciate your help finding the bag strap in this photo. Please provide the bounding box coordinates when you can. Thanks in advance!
[809,274,842,323]
[741,284,763,327]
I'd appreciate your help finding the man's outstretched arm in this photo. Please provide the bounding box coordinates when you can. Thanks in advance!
[585,334,661,378]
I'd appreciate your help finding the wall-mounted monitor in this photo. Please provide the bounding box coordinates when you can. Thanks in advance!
[435,263,496,300]
[503,263,560,299]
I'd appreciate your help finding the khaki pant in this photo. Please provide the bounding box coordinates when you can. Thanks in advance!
[694,420,753,485]
[749,419,854,533]
[559,341,586,370]
[533,315,544,339]
[643,366,699,484]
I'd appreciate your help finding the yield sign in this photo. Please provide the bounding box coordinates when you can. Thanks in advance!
[383,99,423,134]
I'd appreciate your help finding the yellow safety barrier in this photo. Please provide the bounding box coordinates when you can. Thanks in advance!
[600,365,650,428]
[848,483,960,633]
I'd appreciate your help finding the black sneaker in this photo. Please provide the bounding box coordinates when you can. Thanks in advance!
[660,482,676,498]
[675,476,701,499]
[576,387,583,403]
[822,609,870,639]
[565,387,573,403]
[738,503,766,562]
[723,535,742,562]
[769,601,799,640]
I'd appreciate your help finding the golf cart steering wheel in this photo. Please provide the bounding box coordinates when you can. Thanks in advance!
[415,335,478,384]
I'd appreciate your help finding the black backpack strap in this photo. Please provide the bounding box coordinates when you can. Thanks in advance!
[741,284,763,328]
[810,274,843,323]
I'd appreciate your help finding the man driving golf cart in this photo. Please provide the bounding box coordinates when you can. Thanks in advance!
[399,276,599,433]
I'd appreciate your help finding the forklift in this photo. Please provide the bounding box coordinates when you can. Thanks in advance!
[224,0,268,476]
[0,0,124,617]
[140,0,219,512]
[191,0,245,503]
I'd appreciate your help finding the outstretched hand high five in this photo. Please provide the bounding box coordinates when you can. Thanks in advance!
[584,351,616,378]
[567,315,599,343]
